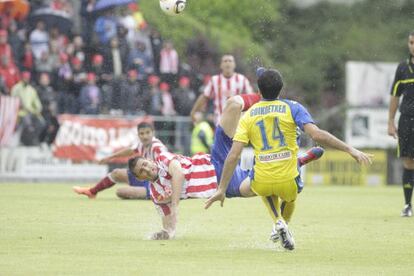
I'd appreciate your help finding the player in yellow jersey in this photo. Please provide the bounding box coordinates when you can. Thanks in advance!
[205,68,373,250]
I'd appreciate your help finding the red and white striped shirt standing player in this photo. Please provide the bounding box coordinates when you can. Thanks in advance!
[204,73,253,123]
[150,151,218,216]
[191,55,254,124]
[132,137,168,161]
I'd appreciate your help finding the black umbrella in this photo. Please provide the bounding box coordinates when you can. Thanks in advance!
[29,7,73,34]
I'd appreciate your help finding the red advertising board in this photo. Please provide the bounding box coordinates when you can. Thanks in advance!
[53,115,152,162]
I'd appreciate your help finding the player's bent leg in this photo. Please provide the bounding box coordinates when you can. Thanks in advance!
[281,200,295,223]
[239,177,256,197]
[239,93,261,111]
[73,169,128,199]
[261,195,282,223]
[110,168,129,183]
[219,96,244,138]
[116,186,148,200]
[261,195,295,250]
[298,146,325,167]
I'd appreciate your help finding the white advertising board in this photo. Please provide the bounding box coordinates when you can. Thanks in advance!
[346,61,397,107]
[345,108,398,148]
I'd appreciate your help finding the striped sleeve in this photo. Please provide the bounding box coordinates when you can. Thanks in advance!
[203,77,214,99]
[242,75,253,94]
[132,140,142,153]
[157,152,177,167]
[151,139,168,160]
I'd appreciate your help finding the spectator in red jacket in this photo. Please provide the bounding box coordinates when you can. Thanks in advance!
[0,29,14,64]
[0,55,20,94]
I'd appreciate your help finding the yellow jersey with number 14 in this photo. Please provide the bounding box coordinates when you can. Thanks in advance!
[233,99,314,184]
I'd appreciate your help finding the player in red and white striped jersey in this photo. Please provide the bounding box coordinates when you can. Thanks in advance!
[73,122,168,200]
[129,94,268,240]
[128,151,218,240]
[190,55,254,124]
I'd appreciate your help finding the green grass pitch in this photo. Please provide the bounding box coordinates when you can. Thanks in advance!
[1,184,414,275]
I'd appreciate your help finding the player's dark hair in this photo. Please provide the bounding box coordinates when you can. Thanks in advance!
[128,156,144,176]
[257,69,284,100]
[409,31,414,37]
[137,122,154,130]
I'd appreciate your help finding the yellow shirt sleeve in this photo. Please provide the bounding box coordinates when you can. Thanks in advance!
[233,113,250,144]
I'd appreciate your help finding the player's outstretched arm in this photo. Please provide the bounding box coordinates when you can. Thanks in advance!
[190,94,208,122]
[98,148,135,164]
[168,160,184,208]
[205,141,245,209]
[158,160,184,238]
[303,123,373,165]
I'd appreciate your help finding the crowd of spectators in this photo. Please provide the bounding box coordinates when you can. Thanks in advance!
[0,0,215,149]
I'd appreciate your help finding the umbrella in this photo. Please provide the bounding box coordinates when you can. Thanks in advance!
[0,0,30,21]
[29,7,73,34]
[94,0,136,12]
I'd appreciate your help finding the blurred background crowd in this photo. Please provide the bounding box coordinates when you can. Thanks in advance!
[0,0,216,149]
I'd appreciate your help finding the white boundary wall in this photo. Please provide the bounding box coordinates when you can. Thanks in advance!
[0,147,107,182]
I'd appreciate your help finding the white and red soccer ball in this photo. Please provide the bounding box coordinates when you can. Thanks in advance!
[159,0,186,16]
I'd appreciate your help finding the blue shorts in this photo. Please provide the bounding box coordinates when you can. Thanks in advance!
[127,170,151,199]
[211,126,250,198]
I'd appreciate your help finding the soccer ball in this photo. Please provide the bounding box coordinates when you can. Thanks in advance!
[159,0,186,16]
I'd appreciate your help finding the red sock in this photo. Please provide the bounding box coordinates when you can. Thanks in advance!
[240,93,261,111]
[90,176,115,195]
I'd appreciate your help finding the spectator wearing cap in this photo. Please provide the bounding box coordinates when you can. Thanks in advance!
[20,42,34,72]
[79,72,101,114]
[36,73,59,145]
[59,56,85,114]
[90,54,110,85]
[36,73,57,112]
[172,76,196,116]
[29,21,49,60]
[11,71,45,146]
[35,51,55,78]
[160,82,175,116]
[148,75,162,116]
[172,76,196,155]
[119,69,147,115]
[159,41,179,88]
[0,29,14,64]
[7,21,24,69]
[0,54,20,94]
[55,52,74,114]
[71,56,87,98]
[89,54,112,113]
